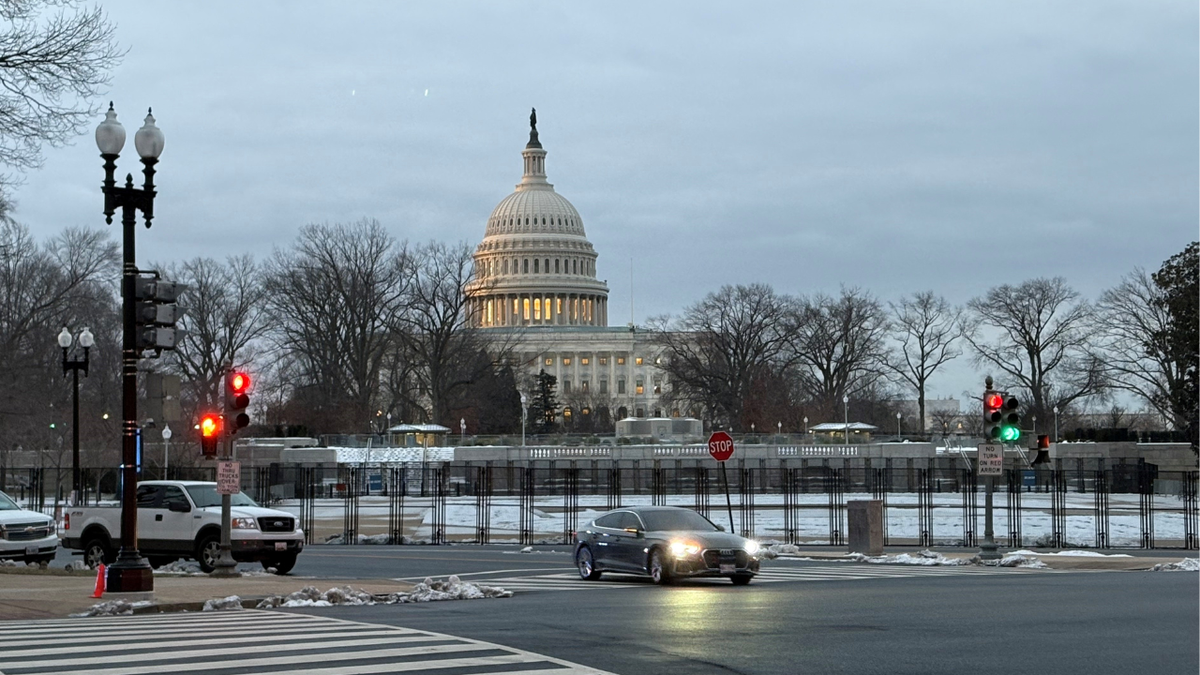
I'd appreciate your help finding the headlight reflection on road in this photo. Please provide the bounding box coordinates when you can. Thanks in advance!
[659,588,727,634]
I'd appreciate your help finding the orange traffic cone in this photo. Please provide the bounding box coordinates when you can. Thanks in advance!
[91,563,106,598]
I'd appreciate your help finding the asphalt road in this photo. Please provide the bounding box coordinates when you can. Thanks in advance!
[284,568,1197,675]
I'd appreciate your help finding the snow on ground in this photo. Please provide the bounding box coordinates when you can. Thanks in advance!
[246,577,513,610]
[272,491,1192,548]
[1009,549,1132,557]
[847,550,977,566]
[71,599,154,617]
[153,560,275,576]
[1149,558,1200,572]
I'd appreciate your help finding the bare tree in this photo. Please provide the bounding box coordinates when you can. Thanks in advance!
[162,255,270,420]
[783,287,889,423]
[264,219,408,434]
[0,1,122,195]
[649,284,791,430]
[963,277,1105,423]
[393,241,510,426]
[885,291,962,433]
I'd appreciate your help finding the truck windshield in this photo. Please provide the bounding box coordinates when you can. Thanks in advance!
[184,485,259,509]
[0,491,19,510]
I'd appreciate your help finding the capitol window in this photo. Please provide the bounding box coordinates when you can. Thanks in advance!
[563,358,571,366]
[534,259,539,273]
[563,381,571,394]
[618,379,626,394]
[636,379,644,395]
[600,380,608,394]
[617,356,625,365]
[544,358,552,366]
[599,357,608,365]
[581,357,589,365]
[581,380,589,393]
[555,259,560,273]
[523,259,529,273]
[635,357,643,366]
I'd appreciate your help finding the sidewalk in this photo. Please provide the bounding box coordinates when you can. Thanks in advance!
[773,546,1194,570]
[0,568,415,621]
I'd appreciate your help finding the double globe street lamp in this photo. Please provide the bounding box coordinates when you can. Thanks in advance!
[95,103,164,594]
[58,326,93,501]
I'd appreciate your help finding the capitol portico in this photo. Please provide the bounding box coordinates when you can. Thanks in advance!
[466,112,674,426]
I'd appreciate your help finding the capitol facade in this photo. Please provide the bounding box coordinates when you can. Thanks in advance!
[465,113,673,425]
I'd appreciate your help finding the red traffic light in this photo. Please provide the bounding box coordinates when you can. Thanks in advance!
[229,372,250,394]
[985,394,1003,410]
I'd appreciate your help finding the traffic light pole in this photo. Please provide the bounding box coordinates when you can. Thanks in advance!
[213,420,240,577]
[980,475,999,560]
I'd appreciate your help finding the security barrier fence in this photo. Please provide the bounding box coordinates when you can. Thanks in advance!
[10,459,1197,551]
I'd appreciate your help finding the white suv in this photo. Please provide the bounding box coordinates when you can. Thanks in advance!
[0,490,57,565]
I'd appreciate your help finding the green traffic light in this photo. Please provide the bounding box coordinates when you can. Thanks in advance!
[1000,425,1021,442]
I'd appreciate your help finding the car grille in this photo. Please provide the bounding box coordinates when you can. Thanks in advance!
[257,517,295,533]
[2,521,51,541]
[702,548,749,568]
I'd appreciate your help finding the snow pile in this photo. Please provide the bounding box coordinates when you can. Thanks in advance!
[154,560,204,575]
[323,533,429,545]
[0,559,16,567]
[1011,549,1132,558]
[987,553,1049,569]
[1149,558,1199,572]
[202,595,245,611]
[63,560,88,571]
[71,599,152,617]
[503,547,564,555]
[846,550,976,566]
[258,585,375,608]
[254,577,512,608]
[758,544,803,560]
[388,576,513,603]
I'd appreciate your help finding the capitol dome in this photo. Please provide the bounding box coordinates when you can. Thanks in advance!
[467,111,609,328]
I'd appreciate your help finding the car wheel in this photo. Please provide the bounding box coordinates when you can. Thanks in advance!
[196,534,221,574]
[731,574,753,585]
[649,548,672,585]
[265,554,297,575]
[576,546,601,580]
[83,538,113,569]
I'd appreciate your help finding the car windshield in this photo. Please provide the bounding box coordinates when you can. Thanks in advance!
[641,509,718,532]
[0,491,19,510]
[184,485,259,509]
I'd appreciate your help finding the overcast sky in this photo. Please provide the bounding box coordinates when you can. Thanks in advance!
[13,1,1198,400]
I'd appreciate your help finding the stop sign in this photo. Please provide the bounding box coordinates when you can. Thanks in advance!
[708,431,735,462]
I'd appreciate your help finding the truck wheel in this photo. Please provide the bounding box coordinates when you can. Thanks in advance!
[265,554,297,575]
[196,534,221,574]
[83,538,113,569]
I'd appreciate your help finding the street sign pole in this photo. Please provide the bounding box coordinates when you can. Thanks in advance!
[719,462,735,536]
[707,431,737,536]
[977,443,1003,560]
[213,432,240,576]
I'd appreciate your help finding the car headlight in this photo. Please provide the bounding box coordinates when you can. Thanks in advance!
[45,520,56,535]
[232,517,259,530]
[744,540,760,555]
[669,541,701,558]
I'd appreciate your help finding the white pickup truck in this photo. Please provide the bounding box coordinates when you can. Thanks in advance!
[0,490,58,565]
[62,480,304,574]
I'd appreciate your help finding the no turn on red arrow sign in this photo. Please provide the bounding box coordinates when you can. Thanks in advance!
[708,431,735,462]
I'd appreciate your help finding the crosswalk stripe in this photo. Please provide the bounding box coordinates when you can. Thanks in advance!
[0,610,616,675]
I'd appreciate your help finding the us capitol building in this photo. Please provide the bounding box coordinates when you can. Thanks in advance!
[465,111,676,426]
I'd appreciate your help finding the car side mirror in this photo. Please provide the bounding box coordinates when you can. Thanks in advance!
[168,502,191,513]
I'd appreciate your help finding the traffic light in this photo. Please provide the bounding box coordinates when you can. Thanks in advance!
[999,395,1021,443]
[199,413,221,458]
[134,275,186,353]
[224,369,250,435]
[984,391,1004,441]
[1031,434,1051,465]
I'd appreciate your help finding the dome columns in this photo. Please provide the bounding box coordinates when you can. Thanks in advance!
[473,291,607,327]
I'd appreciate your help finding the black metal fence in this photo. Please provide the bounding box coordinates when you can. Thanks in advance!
[10,459,1197,551]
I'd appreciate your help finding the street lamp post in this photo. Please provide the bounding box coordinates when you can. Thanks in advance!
[843,395,849,446]
[1053,406,1059,442]
[896,412,902,440]
[460,418,466,445]
[520,393,528,448]
[58,326,93,502]
[803,416,808,436]
[777,421,782,444]
[96,103,164,594]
